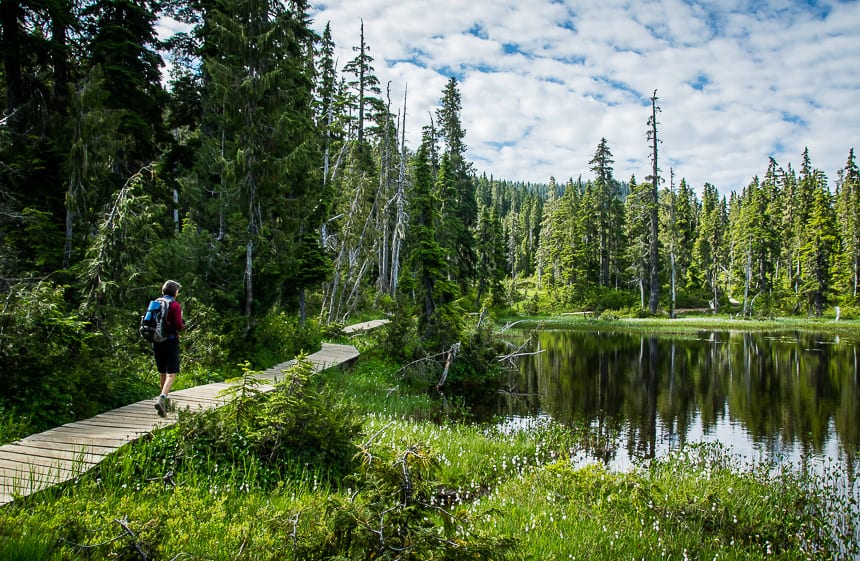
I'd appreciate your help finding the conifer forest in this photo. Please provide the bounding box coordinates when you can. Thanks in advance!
[2,0,860,431]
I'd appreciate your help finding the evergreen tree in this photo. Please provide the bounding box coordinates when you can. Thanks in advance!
[673,178,697,288]
[588,137,621,287]
[688,183,726,310]
[535,177,562,290]
[835,148,860,298]
[341,20,382,154]
[0,0,78,273]
[403,134,459,345]
[799,179,838,316]
[436,77,477,287]
[730,176,780,317]
[475,206,506,305]
[62,67,124,268]
[625,175,651,309]
[194,0,320,319]
[82,0,166,175]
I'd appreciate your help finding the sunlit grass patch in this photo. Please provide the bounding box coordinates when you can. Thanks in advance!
[476,443,843,560]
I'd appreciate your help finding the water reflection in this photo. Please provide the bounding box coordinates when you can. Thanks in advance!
[501,329,860,472]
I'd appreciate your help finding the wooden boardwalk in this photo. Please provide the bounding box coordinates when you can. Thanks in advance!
[0,319,386,506]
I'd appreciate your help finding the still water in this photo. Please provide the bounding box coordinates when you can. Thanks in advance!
[498,328,860,475]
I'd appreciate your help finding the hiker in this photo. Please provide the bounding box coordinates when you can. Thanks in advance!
[153,280,185,416]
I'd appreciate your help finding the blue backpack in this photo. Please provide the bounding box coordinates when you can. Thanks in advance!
[139,297,170,343]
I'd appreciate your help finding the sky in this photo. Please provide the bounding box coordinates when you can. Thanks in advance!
[306,0,860,196]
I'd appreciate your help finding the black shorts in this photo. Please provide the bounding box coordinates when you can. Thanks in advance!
[153,338,180,374]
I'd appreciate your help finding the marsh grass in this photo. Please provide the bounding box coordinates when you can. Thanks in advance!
[505,313,860,337]
[475,444,841,560]
[0,335,853,560]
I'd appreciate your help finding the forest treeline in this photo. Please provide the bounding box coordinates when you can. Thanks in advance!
[1,1,858,431]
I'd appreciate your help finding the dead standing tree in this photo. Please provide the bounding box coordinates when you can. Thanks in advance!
[646,90,662,314]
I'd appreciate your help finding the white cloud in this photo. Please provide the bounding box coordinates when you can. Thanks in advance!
[309,0,860,196]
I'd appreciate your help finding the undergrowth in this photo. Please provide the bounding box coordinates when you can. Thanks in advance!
[0,333,854,560]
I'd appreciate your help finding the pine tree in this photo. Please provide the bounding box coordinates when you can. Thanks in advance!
[835,148,860,298]
[625,175,651,309]
[436,77,477,288]
[63,67,124,268]
[588,137,619,287]
[195,0,320,319]
[1,0,78,273]
[475,206,506,305]
[341,20,382,153]
[688,183,726,310]
[673,178,697,288]
[403,134,459,345]
[799,178,838,316]
[83,0,166,174]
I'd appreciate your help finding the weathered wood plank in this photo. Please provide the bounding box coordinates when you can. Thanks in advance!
[0,335,378,507]
[5,443,110,463]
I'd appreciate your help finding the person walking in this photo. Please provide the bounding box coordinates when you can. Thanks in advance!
[153,280,185,416]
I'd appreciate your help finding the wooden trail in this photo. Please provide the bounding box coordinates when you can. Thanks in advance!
[0,319,387,507]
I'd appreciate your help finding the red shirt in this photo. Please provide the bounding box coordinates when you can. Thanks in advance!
[165,299,185,337]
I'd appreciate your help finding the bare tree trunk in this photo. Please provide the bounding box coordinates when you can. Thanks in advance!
[854,253,858,297]
[377,84,393,293]
[173,187,180,231]
[244,240,254,318]
[669,169,676,319]
[670,246,676,318]
[647,90,661,314]
[390,88,408,297]
[63,178,77,268]
[743,237,752,317]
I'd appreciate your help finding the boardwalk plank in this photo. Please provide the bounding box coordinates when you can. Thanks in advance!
[9,440,116,457]
[0,448,97,469]
[0,325,389,507]
[4,443,106,463]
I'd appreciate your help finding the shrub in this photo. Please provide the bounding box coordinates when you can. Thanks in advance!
[295,440,519,560]
[160,357,362,489]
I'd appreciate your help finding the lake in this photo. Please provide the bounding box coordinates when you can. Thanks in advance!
[497,328,859,477]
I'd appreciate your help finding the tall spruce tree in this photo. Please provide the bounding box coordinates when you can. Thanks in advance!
[195,0,319,319]
[475,206,506,305]
[836,148,860,298]
[83,0,166,175]
[688,183,726,310]
[341,20,382,155]
[589,137,620,287]
[403,133,459,345]
[625,174,651,309]
[1,0,78,273]
[436,77,477,288]
[798,162,837,316]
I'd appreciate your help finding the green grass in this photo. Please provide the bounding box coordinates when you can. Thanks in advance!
[473,445,837,560]
[501,312,860,336]
[0,333,854,560]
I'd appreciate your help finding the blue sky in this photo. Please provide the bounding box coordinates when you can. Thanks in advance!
[307,0,860,195]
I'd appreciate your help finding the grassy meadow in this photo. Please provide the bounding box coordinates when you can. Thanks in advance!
[0,326,856,560]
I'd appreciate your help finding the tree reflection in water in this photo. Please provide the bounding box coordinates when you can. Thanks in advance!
[498,329,859,476]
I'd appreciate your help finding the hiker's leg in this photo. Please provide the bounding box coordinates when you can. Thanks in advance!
[160,339,180,396]
[161,373,176,396]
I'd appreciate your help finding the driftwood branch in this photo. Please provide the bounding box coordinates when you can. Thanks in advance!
[497,319,526,333]
[497,349,545,362]
[114,516,149,561]
[435,342,460,391]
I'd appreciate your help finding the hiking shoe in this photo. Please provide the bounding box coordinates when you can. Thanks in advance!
[154,395,167,417]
